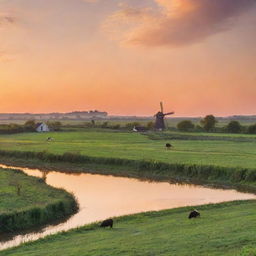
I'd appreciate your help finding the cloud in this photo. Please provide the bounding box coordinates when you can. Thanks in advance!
[104,0,256,47]
[0,14,15,25]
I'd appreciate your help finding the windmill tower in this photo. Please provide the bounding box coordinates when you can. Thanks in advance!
[154,102,174,130]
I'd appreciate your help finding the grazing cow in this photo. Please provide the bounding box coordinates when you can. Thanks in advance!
[100,219,113,228]
[188,210,200,219]
[165,143,172,150]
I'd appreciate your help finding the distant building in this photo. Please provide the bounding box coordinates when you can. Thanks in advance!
[36,122,50,132]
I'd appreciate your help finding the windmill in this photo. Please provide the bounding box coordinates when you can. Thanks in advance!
[154,102,174,130]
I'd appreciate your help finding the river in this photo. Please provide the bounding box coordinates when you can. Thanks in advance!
[0,164,255,250]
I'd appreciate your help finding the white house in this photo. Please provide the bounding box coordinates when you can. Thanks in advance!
[36,122,50,132]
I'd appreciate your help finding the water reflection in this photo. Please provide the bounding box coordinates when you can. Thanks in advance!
[0,164,255,250]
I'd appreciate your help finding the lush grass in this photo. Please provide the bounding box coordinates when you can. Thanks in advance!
[0,131,256,255]
[0,168,77,232]
[0,131,255,169]
[2,200,256,256]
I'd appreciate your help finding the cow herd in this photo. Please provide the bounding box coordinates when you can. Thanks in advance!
[100,210,201,229]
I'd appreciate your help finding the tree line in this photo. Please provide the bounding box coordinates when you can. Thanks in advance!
[177,115,256,134]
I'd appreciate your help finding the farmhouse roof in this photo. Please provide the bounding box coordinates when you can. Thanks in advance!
[36,122,44,128]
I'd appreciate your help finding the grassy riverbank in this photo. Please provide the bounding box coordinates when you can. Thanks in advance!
[0,168,77,232]
[2,200,256,256]
[0,130,255,190]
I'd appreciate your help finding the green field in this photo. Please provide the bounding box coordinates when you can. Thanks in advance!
[0,168,77,232]
[1,130,256,255]
[2,200,256,256]
[0,131,255,169]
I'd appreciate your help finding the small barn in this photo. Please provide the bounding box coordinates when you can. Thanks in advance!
[36,122,50,132]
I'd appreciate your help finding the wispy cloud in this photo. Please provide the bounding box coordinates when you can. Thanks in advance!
[0,13,15,25]
[104,0,256,47]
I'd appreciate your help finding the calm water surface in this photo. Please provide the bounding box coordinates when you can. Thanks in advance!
[0,164,255,250]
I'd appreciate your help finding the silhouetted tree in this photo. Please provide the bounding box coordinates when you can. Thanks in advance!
[226,121,242,133]
[200,115,217,132]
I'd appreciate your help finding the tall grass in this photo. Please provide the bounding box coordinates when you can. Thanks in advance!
[0,199,77,232]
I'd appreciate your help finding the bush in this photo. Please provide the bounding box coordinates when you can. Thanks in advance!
[177,120,195,132]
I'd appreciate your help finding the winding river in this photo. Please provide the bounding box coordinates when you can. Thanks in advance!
[0,164,255,250]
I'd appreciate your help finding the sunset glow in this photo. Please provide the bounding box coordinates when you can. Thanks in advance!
[0,0,255,116]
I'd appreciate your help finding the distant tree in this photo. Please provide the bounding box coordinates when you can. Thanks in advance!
[47,121,62,131]
[177,120,195,132]
[200,115,217,132]
[147,121,154,130]
[24,120,36,132]
[226,121,242,133]
[247,124,256,134]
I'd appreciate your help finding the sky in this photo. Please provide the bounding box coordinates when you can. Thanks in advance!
[0,0,255,116]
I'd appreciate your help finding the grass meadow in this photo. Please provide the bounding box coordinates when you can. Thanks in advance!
[2,200,256,256]
[0,130,256,255]
[0,130,255,169]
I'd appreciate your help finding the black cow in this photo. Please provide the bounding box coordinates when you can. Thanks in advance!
[166,143,172,150]
[100,219,113,228]
[188,210,200,219]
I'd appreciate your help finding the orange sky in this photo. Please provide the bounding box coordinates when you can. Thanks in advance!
[0,0,255,116]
